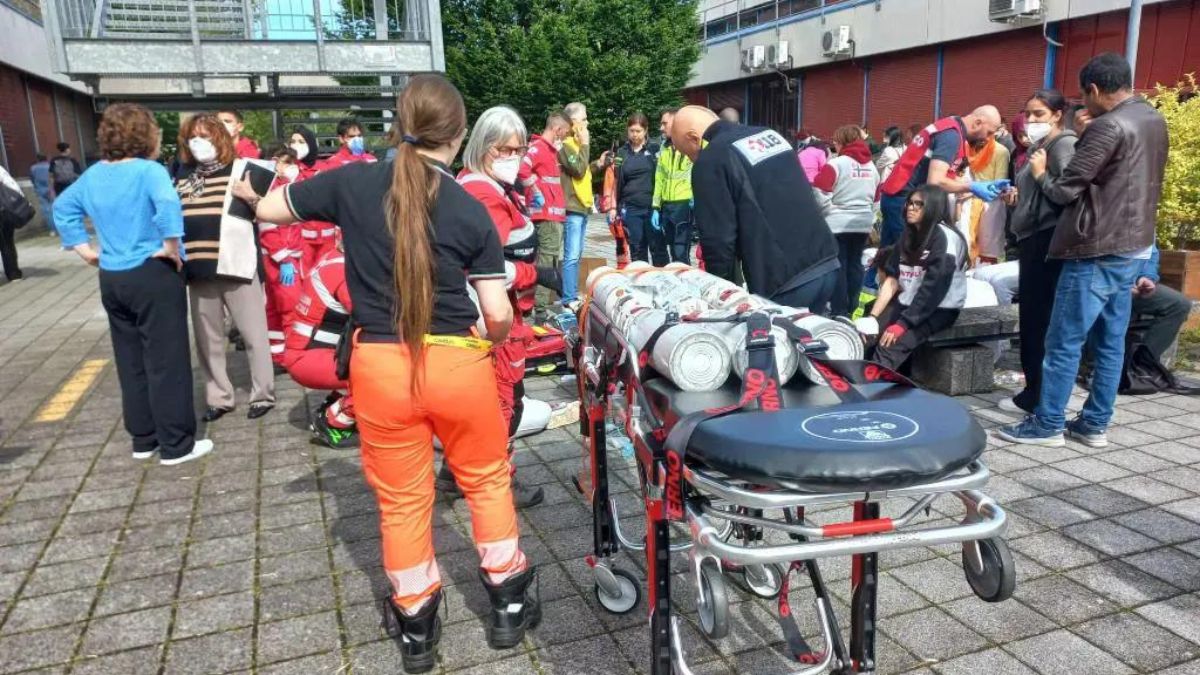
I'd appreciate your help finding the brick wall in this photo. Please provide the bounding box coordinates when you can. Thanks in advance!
[0,64,36,176]
[941,27,1048,125]
[0,64,96,177]
[1058,0,1200,92]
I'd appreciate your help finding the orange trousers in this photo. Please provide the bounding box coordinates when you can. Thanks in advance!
[350,339,527,612]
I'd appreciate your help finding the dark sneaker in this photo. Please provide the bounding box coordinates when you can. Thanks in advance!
[312,415,358,449]
[480,566,541,649]
[382,590,442,674]
[1066,417,1108,448]
[995,417,1065,447]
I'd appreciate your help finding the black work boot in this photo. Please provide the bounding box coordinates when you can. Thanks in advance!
[480,566,541,649]
[436,463,544,509]
[383,590,442,673]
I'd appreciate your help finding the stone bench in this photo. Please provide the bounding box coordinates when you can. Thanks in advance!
[911,305,1019,396]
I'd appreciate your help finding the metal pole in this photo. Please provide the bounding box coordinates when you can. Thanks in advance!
[24,78,41,155]
[1126,0,1144,83]
[187,0,205,75]
[426,0,444,71]
[241,0,254,38]
[312,0,325,71]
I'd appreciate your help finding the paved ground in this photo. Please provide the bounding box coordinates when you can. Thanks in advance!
[3,231,1200,675]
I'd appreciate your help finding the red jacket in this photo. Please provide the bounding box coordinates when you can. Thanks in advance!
[259,176,303,268]
[517,135,566,222]
[316,146,377,171]
[458,170,539,315]
[285,251,351,352]
[235,136,260,160]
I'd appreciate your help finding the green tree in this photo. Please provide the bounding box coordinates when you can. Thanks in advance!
[443,0,700,151]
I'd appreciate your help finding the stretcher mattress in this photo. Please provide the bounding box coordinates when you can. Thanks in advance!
[643,379,986,493]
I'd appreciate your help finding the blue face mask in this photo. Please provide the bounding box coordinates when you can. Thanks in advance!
[348,136,365,156]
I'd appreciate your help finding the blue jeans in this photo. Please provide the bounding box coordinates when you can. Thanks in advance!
[865,193,907,291]
[561,212,587,303]
[36,192,55,234]
[624,206,668,266]
[1034,256,1141,430]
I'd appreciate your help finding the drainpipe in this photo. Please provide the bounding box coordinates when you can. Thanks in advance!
[1043,22,1059,89]
[934,46,944,119]
[1126,0,1144,83]
[744,81,751,123]
[861,66,870,129]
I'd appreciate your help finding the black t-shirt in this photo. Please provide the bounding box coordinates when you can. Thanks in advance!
[285,160,506,336]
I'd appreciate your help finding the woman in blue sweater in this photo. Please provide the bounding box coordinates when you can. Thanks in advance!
[54,103,213,466]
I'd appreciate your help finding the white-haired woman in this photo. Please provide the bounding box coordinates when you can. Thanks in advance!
[443,105,557,508]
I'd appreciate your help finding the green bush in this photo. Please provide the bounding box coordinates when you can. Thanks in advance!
[1148,73,1200,250]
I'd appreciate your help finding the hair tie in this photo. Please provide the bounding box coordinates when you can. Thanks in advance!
[401,134,420,145]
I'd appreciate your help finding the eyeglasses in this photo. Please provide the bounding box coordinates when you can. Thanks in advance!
[490,144,528,158]
[905,200,925,210]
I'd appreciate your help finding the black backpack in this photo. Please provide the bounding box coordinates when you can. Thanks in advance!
[0,182,35,229]
[51,157,79,184]
[1120,342,1199,395]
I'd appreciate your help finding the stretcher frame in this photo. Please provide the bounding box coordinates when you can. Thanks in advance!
[573,301,1013,675]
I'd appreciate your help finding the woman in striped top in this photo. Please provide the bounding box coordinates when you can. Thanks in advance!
[176,113,275,422]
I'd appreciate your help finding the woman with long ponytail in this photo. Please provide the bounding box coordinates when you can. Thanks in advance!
[248,75,538,673]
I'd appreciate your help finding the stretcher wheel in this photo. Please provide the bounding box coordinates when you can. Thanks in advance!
[962,537,1016,603]
[595,568,641,615]
[697,559,730,639]
[739,562,787,599]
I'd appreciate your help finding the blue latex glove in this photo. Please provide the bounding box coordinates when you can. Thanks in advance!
[531,190,545,210]
[280,262,296,287]
[651,209,662,232]
[969,180,1005,202]
[688,197,694,209]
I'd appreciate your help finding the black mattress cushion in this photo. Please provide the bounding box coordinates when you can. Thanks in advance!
[643,379,986,493]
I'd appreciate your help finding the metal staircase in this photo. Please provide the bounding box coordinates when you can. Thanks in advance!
[41,0,443,107]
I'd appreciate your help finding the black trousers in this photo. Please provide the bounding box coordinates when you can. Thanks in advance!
[0,221,20,281]
[832,232,869,317]
[770,267,839,316]
[1132,282,1193,363]
[660,201,693,264]
[1013,228,1063,412]
[872,303,960,371]
[100,258,197,459]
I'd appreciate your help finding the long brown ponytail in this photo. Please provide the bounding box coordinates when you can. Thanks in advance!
[386,74,467,362]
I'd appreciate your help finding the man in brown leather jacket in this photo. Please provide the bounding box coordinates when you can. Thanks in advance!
[998,52,1168,450]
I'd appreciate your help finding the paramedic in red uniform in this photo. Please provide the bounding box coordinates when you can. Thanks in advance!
[449,105,563,509]
[518,112,570,317]
[237,143,306,365]
[283,241,358,448]
[287,126,339,270]
[317,117,378,170]
[218,110,261,159]
[248,74,538,673]
[876,105,1007,248]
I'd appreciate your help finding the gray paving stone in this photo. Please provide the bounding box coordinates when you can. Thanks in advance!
[940,595,1056,643]
[1066,559,1183,607]
[185,532,256,568]
[172,590,255,639]
[1006,629,1135,675]
[1094,447,1177,473]
[346,640,408,675]
[1010,531,1104,571]
[1058,484,1154,515]
[536,634,635,674]
[259,549,332,588]
[191,510,256,541]
[0,623,85,671]
[1164,497,1200,524]
[888,556,976,604]
[256,610,341,665]
[881,606,987,663]
[1104,475,1195,505]
[1075,612,1199,672]
[257,650,344,674]
[1129,419,1200,440]
[2,587,96,634]
[57,506,128,536]
[1013,574,1118,625]
[93,572,179,617]
[258,577,337,622]
[0,541,45,573]
[127,497,194,527]
[1124,547,1200,591]
[528,595,607,648]
[1060,518,1161,556]
[41,529,120,565]
[449,653,543,675]
[69,486,137,514]
[259,499,324,531]
[1114,507,1200,544]
[935,647,1038,674]
[107,546,184,582]
[21,556,109,597]
[121,520,191,552]
[163,626,253,675]
[80,605,172,655]
[259,521,327,556]
[70,645,164,675]
[179,559,254,599]
[0,515,58,546]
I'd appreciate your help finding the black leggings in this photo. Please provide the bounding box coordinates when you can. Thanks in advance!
[871,303,959,371]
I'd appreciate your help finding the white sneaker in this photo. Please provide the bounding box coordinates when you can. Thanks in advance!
[160,439,213,466]
[132,447,157,460]
[997,397,1025,414]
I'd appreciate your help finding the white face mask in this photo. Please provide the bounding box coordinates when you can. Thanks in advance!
[1025,122,1053,144]
[491,155,521,185]
[189,137,217,164]
[281,165,300,182]
[290,142,309,161]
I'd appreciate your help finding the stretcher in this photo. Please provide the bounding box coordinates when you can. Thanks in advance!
[574,300,1013,674]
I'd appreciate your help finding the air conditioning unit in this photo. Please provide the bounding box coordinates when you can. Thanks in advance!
[822,25,853,57]
[989,0,1042,22]
[776,40,790,66]
[751,45,766,69]
[740,48,752,72]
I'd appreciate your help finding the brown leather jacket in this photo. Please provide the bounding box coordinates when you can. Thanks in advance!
[1039,96,1168,260]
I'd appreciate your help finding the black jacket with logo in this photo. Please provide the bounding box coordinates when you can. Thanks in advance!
[692,121,837,298]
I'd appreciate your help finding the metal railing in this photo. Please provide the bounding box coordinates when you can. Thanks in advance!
[2,0,42,21]
[49,0,429,40]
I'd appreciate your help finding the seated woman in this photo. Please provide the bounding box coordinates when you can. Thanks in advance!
[857,184,969,370]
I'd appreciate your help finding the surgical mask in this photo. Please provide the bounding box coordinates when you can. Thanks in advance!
[348,136,365,156]
[290,142,309,161]
[1025,122,1053,144]
[189,137,217,164]
[491,155,521,185]
[281,165,300,182]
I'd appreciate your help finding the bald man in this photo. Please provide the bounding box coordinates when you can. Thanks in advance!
[877,105,1008,248]
[718,107,740,123]
[671,106,839,313]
